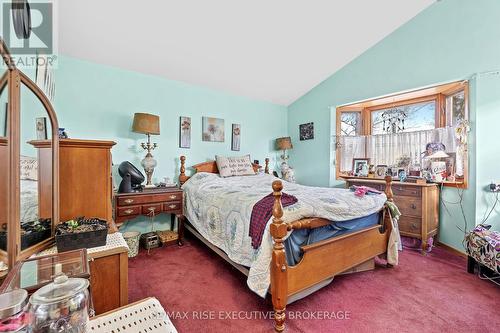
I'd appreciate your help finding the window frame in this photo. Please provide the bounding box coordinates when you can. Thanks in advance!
[335,81,469,188]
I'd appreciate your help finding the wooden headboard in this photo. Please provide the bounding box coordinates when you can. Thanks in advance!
[179,156,269,185]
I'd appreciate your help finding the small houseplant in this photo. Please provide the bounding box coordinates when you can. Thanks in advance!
[55,217,108,252]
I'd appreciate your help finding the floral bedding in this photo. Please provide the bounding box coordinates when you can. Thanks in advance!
[182,172,387,297]
[465,225,500,273]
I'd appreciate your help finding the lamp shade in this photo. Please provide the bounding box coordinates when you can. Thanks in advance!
[276,137,293,150]
[132,113,160,135]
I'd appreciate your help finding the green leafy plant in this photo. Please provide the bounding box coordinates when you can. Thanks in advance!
[67,219,79,231]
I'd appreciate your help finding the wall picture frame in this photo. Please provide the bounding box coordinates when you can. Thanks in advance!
[35,117,47,140]
[353,158,370,176]
[202,117,224,142]
[179,116,191,148]
[231,124,241,151]
[299,122,314,140]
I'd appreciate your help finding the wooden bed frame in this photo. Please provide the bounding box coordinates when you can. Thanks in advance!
[179,156,394,332]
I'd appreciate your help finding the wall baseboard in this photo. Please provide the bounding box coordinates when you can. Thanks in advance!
[436,241,466,258]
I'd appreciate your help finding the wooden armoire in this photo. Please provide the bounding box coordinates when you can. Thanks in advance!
[29,138,116,223]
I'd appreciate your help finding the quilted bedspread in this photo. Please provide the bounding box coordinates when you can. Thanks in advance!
[182,172,387,297]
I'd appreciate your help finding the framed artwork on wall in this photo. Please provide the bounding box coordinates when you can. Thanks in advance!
[179,116,191,148]
[35,117,47,140]
[299,122,314,140]
[202,117,225,142]
[231,124,241,151]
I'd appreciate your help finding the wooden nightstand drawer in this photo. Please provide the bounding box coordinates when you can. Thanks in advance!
[142,204,163,215]
[396,197,422,217]
[162,192,182,202]
[117,206,141,217]
[399,216,421,236]
[163,201,181,212]
[392,185,421,197]
[118,192,182,206]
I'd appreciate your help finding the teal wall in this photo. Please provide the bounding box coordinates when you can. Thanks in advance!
[287,0,500,250]
[50,56,287,232]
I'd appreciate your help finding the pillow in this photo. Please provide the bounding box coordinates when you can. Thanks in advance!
[215,155,256,177]
[20,155,38,181]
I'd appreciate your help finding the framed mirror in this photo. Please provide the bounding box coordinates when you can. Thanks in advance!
[0,38,59,269]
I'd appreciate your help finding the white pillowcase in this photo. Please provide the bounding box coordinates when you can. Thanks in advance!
[215,155,256,177]
[20,155,38,181]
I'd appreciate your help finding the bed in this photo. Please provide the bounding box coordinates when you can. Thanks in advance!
[179,156,396,332]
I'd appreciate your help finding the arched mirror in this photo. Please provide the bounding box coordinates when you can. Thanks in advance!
[0,39,59,270]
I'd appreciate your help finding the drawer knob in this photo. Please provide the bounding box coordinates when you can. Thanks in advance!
[124,199,134,204]
[411,223,418,230]
[411,204,417,209]
[168,204,176,209]
[169,195,177,199]
[124,209,134,215]
[147,207,156,212]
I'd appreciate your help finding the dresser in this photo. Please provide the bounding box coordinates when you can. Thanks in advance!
[114,187,185,245]
[30,139,116,225]
[345,178,440,254]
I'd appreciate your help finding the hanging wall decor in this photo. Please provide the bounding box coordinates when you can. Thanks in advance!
[299,122,314,140]
[202,117,224,142]
[179,116,191,148]
[231,124,241,151]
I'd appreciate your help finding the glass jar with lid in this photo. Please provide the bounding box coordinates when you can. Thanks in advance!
[29,274,89,333]
[0,289,30,332]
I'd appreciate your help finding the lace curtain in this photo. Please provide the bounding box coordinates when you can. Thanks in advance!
[338,126,461,174]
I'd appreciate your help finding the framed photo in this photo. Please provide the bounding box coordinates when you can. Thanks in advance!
[179,116,191,148]
[202,117,224,142]
[299,122,314,140]
[231,124,241,151]
[397,168,407,182]
[445,152,456,180]
[375,165,387,178]
[35,117,47,140]
[352,158,370,177]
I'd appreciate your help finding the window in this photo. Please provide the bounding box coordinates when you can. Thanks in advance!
[335,81,469,187]
[370,100,436,135]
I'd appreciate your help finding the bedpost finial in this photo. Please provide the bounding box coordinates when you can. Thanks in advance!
[272,180,283,193]
[180,155,185,163]
[265,158,270,174]
[384,175,394,201]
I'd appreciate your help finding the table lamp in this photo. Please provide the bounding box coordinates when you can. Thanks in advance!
[132,113,160,187]
[276,137,293,164]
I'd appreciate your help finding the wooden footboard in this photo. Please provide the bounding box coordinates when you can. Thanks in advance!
[270,177,394,332]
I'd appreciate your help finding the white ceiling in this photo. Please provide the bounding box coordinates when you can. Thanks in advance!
[58,0,435,106]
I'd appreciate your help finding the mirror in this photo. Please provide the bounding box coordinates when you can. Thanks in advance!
[0,66,8,271]
[19,81,54,255]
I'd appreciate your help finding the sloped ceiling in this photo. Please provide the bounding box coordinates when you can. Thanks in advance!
[58,0,435,105]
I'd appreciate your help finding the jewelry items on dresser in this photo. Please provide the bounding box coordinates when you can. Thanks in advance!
[132,113,160,187]
[0,289,29,332]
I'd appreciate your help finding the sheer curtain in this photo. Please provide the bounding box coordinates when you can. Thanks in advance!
[338,126,459,173]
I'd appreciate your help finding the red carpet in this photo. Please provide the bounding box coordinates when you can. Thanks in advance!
[129,236,500,333]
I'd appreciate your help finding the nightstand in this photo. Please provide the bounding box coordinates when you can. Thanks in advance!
[114,187,185,245]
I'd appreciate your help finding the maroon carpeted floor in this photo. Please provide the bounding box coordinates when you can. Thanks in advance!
[129,236,500,333]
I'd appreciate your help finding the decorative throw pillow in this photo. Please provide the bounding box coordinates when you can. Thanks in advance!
[216,155,255,177]
[20,155,38,181]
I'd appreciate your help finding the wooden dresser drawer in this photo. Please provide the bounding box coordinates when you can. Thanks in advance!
[142,203,163,215]
[118,192,182,206]
[392,185,421,197]
[163,201,182,212]
[396,196,422,217]
[399,216,421,236]
[117,206,141,217]
[348,181,385,191]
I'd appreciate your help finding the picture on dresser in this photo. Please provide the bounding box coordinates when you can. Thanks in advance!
[445,152,456,181]
[299,122,314,140]
[179,116,191,148]
[231,124,241,151]
[202,117,224,142]
[35,117,47,140]
[375,165,387,178]
[353,158,370,176]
